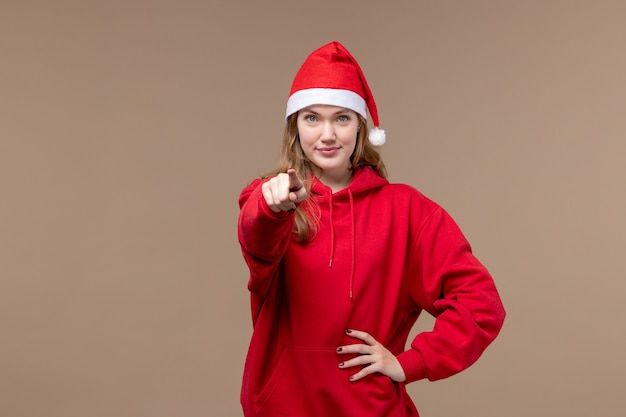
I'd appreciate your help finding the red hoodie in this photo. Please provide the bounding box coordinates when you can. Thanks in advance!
[237,167,505,417]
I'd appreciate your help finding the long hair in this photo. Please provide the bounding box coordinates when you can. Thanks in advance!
[263,112,387,241]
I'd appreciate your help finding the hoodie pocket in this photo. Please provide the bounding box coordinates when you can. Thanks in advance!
[255,346,401,417]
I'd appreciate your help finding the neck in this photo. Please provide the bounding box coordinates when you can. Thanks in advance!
[315,168,354,193]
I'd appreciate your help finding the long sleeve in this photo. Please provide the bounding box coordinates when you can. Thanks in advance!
[397,206,506,383]
[238,179,295,303]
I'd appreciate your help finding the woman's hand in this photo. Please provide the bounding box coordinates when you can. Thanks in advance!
[337,329,407,382]
[261,168,307,212]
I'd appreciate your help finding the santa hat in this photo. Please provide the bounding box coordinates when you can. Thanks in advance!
[285,41,386,146]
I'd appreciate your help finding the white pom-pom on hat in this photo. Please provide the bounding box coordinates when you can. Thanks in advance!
[286,41,387,146]
[368,127,386,146]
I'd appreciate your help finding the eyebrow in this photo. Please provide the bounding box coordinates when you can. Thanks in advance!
[301,108,352,116]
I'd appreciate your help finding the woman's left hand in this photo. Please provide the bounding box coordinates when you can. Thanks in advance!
[337,329,407,382]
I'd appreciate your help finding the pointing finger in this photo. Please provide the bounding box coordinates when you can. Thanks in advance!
[287,168,303,191]
[286,168,307,203]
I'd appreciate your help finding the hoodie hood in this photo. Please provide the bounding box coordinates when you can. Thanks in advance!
[309,166,389,200]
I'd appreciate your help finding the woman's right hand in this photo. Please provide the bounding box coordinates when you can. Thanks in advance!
[261,168,307,213]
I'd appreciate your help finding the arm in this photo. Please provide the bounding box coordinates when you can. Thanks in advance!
[397,206,506,383]
[237,170,307,299]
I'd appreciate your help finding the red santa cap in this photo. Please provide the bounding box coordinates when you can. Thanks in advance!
[286,41,386,146]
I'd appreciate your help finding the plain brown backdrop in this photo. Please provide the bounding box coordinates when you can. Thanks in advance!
[1,1,625,416]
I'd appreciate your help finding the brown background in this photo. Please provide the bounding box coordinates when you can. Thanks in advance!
[1,1,625,416]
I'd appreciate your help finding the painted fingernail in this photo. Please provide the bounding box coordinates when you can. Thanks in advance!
[336,347,342,352]
[338,362,344,367]
[349,375,355,381]
[345,329,352,334]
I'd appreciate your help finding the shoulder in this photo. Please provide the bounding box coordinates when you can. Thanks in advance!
[385,183,446,228]
[381,182,439,207]
[384,182,421,195]
[359,181,442,225]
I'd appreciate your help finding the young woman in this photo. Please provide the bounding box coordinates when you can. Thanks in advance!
[237,41,505,417]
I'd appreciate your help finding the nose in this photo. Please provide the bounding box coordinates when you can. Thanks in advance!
[320,121,336,141]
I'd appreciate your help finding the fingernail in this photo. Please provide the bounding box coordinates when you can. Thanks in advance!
[336,347,342,352]
[349,376,355,381]
[345,329,352,334]
[338,362,344,367]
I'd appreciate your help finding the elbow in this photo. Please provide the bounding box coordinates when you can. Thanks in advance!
[482,291,506,341]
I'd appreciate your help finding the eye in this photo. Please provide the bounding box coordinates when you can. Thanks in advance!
[305,115,317,122]
[337,115,350,122]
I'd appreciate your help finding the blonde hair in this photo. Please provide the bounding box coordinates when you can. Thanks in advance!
[263,112,387,241]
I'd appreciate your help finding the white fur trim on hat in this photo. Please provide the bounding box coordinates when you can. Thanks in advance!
[286,88,367,120]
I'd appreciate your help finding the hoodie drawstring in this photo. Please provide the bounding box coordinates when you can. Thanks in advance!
[327,191,356,300]
[348,189,355,300]
[328,195,335,268]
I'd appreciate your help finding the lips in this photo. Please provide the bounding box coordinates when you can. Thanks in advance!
[317,146,340,156]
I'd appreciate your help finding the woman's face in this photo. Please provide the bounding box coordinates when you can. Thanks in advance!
[296,105,359,183]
